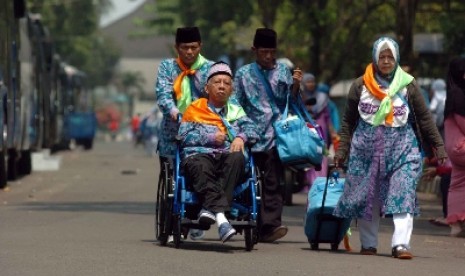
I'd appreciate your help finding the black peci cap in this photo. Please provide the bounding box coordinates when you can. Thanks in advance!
[175,27,201,44]
[253,28,277,48]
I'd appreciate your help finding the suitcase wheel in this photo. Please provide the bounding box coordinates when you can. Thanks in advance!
[310,243,319,250]
[330,243,339,251]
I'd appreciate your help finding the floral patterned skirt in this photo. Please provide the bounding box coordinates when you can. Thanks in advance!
[334,120,422,220]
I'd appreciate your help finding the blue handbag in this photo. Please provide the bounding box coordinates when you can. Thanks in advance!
[252,63,324,168]
[273,95,325,168]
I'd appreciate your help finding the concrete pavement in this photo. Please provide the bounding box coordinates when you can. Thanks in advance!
[0,140,464,276]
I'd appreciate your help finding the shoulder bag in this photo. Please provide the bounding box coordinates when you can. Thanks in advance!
[253,63,325,168]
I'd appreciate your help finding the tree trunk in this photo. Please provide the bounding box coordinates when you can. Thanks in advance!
[396,0,419,69]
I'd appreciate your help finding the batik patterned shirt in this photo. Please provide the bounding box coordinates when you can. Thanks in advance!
[155,58,212,157]
[232,62,293,152]
[178,102,259,160]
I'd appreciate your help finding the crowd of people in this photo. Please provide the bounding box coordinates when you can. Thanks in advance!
[151,25,465,258]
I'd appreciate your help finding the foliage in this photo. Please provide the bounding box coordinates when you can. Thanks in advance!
[116,70,146,116]
[119,70,146,95]
[140,0,256,70]
[142,0,465,81]
[27,0,121,87]
[438,2,465,58]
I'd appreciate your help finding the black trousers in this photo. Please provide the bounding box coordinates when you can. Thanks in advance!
[182,152,245,213]
[253,147,284,235]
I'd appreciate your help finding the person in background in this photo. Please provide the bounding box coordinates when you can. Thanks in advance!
[443,56,465,237]
[299,81,339,193]
[425,78,450,227]
[131,113,142,147]
[139,107,162,157]
[233,28,302,243]
[423,157,452,227]
[301,73,317,99]
[429,79,447,136]
[179,62,258,242]
[155,26,213,159]
[333,37,447,259]
[107,115,120,141]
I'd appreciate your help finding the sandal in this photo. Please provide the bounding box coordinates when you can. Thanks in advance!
[428,218,448,227]
[450,222,465,238]
[392,245,413,259]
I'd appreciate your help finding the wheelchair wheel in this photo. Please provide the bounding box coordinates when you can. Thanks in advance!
[155,169,163,241]
[156,160,173,245]
[244,227,257,251]
[283,169,295,206]
[172,214,182,248]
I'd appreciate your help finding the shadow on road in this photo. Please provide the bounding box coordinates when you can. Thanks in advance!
[17,201,155,215]
[283,193,450,238]
[143,239,255,253]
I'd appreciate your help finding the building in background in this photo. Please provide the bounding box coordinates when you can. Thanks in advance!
[101,0,173,103]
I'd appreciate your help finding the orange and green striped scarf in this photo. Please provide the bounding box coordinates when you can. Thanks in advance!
[363,63,414,126]
[173,54,207,113]
[182,98,246,140]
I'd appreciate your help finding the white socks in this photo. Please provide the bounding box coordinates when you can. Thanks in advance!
[216,212,228,227]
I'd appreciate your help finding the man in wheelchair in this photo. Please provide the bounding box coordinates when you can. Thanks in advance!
[178,61,259,242]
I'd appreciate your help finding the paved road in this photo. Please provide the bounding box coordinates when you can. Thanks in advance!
[1,141,463,276]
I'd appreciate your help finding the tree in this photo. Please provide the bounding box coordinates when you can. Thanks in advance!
[396,0,419,68]
[281,0,392,81]
[27,0,121,87]
[141,0,465,82]
[118,71,146,116]
[140,0,256,71]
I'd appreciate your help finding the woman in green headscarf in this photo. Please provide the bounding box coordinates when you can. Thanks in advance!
[333,37,447,259]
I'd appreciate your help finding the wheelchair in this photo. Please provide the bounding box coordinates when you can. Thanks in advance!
[155,144,261,251]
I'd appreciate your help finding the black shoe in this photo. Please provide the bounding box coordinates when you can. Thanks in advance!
[198,209,216,225]
[392,245,413,259]
[259,226,288,243]
[360,247,377,255]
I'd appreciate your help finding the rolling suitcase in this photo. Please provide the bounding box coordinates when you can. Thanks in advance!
[304,166,351,250]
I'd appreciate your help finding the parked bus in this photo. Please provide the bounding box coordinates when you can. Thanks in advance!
[0,0,95,189]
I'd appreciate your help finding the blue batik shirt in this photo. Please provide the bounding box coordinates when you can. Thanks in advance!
[232,62,293,152]
[178,102,259,160]
[154,58,212,157]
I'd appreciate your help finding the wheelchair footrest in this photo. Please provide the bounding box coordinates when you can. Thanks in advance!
[230,220,256,230]
[181,218,212,230]
[180,218,256,231]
